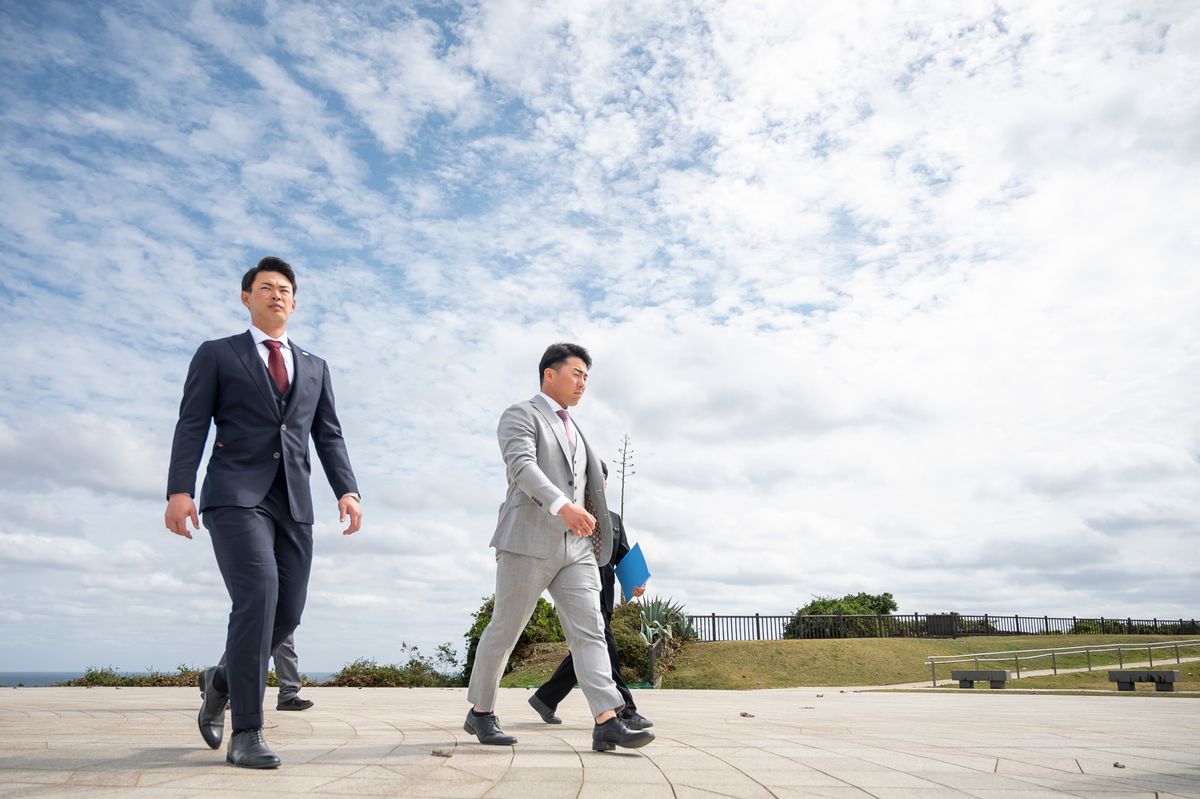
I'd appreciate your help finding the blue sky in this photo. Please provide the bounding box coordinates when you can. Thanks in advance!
[1,1,1198,671]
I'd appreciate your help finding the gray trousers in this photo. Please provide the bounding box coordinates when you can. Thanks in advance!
[468,533,623,718]
[218,633,302,700]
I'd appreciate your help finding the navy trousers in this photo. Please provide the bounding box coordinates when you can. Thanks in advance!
[204,467,312,730]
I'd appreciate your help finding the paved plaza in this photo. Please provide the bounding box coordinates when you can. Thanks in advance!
[1,685,1198,798]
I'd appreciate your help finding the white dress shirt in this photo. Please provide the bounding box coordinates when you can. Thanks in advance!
[249,326,294,386]
[539,392,580,516]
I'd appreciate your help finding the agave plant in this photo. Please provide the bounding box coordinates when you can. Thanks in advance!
[637,596,696,644]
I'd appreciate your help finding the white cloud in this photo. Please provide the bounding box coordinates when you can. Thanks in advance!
[1,0,1197,673]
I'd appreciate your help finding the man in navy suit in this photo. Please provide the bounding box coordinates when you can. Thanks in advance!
[165,257,361,769]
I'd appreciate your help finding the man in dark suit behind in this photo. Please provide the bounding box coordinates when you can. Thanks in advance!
[164,257,362,769]
[529,462,653,730]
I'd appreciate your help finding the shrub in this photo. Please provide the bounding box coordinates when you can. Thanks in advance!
[463,595,564,680]
[611,601,650,684]
[327,644,460,687]
[60,665,202,687]
[783,592,899,639]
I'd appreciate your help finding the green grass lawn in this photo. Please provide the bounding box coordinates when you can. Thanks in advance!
[499,642,571,688]
[661,635,1200,689]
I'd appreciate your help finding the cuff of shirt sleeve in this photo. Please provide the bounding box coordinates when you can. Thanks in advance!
[548,495,569,516]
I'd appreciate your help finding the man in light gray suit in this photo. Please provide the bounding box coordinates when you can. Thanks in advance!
[216,633,311,711]
[465,343,654,752]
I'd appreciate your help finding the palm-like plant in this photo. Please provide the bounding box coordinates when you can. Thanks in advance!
[636,596,697,644]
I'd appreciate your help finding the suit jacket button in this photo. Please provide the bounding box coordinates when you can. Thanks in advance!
[280,423,287,431]
[273,452,281,459]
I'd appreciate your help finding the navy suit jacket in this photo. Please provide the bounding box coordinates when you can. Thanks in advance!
[166,331,358,524]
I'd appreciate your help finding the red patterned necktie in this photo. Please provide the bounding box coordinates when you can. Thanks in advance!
[262,339,289,394]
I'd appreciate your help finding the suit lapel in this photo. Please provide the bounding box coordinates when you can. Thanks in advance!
[231,331,280,418]
[285,340,307,423]
[532,395,573,467]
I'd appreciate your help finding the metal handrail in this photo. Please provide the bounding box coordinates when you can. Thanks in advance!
[925,638,1200,686]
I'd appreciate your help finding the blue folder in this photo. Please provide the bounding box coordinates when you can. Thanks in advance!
[614,542,651,603]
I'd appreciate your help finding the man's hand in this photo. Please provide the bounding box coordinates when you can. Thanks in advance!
[339,494,362,535]
[632,585,647,598]
[558,502,596,537]
[165,493,199,539]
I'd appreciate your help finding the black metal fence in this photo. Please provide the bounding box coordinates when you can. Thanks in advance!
[687,613,1200,642]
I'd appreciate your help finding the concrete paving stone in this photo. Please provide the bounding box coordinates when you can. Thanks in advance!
[64,770,141,787]
[392,780,494,798]
[133,769,233,788]
[0,784,59,798]
[385,764,491,786]
[427,764,506,784]
[307,776,413,796]
[427,758,506,772]
[995,758,1089,776]
[951,792,1072,799]
[642,751,738,768]
[918,771,1050,790]
[865,789,978,799]
[1055,793,1168,798]
[824,769,950,789]
[481,780,583,799]
[737,768,851,788]
[309,744,410,763]
[577,784,677,799]
[154,771,335,792]
[0,769,71,785]
[496,766,583,782]
[769,789,877,799]
[5,686,1200,797]
[269,762,371,778]
[578,763,667,782]
[772,748,897,767]
[672,781,775,798]
[1028,776,1200,795]
[896,751,999,771]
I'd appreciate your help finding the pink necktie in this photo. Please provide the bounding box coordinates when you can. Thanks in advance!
[263,340,289,394]
[555,409,576,448]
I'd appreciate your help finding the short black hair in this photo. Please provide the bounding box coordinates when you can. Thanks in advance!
[601,460,608,479]
[242,256,297,294]
[538,342,591,385]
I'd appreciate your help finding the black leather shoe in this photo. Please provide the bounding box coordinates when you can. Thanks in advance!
[276,695,314,711]
[620,710,654,730]
[197,666,229,750]
[463,709,517,745]
[593,717,654,751]
[226,728,281,769]
[528,694,562,724]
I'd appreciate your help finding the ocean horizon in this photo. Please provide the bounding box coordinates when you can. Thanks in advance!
[0,671,337,687]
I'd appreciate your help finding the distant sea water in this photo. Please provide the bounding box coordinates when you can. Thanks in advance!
[0,673,84,687]
[0,672,336,687]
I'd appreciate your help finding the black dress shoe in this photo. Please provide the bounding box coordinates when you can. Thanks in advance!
[593,716,655,751]
[463,709,517,745]
[276,695,314,711]
[620,710,654,730]
[528,694,562,724]
[226,728,281,769]
[197,666,229,750]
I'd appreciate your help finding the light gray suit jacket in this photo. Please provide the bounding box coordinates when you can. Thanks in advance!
[491,395,614,564]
